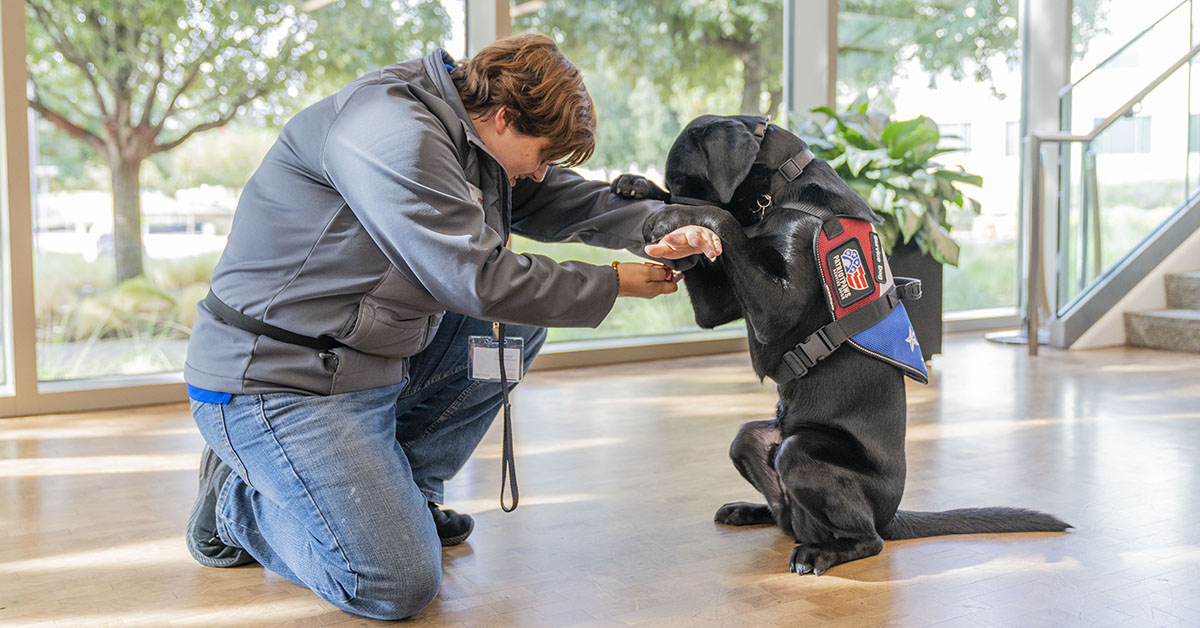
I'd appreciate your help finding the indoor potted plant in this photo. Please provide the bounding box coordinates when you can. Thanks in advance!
[792,95,983,360]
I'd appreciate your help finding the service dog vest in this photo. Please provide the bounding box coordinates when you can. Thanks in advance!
[769,211,929,385]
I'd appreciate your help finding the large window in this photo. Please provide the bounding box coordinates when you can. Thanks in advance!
[26,1,460,382]
[512,0,784,342]
[836,1,1026,313]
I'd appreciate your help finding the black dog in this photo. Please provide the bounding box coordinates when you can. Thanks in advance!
[617,115,1069,575]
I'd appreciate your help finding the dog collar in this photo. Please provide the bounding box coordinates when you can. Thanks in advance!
[670,148,816,211]
[775,148,816,183]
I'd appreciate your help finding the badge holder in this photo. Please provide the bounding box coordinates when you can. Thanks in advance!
[468,335,524,383]
[468,323,522,511]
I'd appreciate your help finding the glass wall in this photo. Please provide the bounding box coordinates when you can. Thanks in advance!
[1055,0,1194,310]
[26,1,460,382]
[511,0,784,342]
[836,0,1028,313]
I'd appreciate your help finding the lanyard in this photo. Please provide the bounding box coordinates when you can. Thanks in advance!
[494,322,519,512]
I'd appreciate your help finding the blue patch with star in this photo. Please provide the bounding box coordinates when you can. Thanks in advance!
[848,302,929,384]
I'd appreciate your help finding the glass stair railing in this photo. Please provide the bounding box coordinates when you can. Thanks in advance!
[1021,0,1200,353]
[1057,0,1198,311]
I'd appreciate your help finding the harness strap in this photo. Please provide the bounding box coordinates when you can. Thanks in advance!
[669,193,720,206]
[777,148,816,182]
[768,278,922,385]
[204,290,345,352]
[751,118,769,139]
[778,200,844,238]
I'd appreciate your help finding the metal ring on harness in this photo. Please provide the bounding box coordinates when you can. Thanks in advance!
[754,194,772,216]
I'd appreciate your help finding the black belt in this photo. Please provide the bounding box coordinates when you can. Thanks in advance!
[768,277,922,384]
[204,290,344,352]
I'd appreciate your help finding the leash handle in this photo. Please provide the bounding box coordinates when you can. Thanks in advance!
[496,323,519,512]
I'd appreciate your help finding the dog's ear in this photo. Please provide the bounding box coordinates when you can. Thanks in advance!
[695,119,760,204]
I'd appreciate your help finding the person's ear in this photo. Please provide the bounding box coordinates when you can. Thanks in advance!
[494,106,513,135]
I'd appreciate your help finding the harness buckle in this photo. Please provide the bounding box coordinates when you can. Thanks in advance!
[796,328,838,367]
[780,351,809,379]
[895,277,923,301]
[779,158,803,181]
[777,327,839,382]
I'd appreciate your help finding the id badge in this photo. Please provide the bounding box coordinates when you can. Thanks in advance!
[466,182,485,208]
[468,336,524,382]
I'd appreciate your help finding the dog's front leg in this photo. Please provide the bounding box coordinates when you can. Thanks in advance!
[680,260,743,328]
[645,206,804,344]
[645,206,742,328]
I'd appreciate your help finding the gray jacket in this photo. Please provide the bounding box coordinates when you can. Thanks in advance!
[184,50,672,396]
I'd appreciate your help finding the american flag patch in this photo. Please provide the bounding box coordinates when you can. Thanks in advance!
[841,248,870,291]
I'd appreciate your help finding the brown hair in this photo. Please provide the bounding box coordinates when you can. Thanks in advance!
[451,32,596,167]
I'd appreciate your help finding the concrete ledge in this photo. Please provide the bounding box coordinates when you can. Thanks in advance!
[532,331,748,371]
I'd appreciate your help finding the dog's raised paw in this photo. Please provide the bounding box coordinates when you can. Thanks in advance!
[714,501,773,526]
[610,174,668,200]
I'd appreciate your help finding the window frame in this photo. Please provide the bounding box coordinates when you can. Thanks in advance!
[1,0,1020,418]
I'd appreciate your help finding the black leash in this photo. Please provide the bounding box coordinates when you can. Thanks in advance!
[495,322,519,512]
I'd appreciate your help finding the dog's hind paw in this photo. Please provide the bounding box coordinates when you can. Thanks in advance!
[788,535,884,576]
[789,544,838,577]
[714,502,774,526]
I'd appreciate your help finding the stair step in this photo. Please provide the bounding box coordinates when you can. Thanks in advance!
[1124,309,1200,353]
[1165,272,1200,309]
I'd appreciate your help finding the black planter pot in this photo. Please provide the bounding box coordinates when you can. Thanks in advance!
[887,243,942,361]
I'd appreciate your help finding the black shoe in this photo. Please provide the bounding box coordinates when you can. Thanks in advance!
[428,502,474,546]
[186,446,256,567]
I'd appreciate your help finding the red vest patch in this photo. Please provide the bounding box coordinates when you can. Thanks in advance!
[813,218,928,384]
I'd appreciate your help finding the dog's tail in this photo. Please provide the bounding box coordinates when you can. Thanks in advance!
[879,508,1072,540]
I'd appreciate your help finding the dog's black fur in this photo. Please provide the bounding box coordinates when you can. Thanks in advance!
[618,115,1070,575]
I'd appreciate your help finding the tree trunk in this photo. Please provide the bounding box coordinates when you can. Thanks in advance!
[740,70,763,115]
[111,157,144,282]
[767,90,783,120]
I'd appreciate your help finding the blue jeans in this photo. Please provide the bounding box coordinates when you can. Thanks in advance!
[190,313,545,620]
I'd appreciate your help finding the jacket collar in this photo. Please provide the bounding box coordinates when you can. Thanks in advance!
[422,50,504,168]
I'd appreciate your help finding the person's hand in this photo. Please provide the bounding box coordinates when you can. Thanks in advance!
[644,225,722,260]
[615,262,682,299]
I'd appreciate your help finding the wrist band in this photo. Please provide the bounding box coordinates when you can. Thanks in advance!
[611,261,621,293]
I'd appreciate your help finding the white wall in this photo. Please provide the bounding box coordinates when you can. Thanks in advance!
[1071,225,1200,349]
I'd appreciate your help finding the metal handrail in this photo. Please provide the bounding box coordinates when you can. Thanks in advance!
[1057,0,1189,99]
[1023,41,1200,355]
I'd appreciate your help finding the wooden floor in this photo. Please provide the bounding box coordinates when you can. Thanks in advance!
[3,333,1200,627]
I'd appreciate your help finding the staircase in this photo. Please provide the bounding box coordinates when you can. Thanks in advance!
[1124,272,1200,353]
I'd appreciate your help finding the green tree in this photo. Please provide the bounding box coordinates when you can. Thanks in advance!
[26,0,453,283]
[518,0,1109,166]
[302,0,451,99]
[517,0,784,118]
[26,1,317,282]
[839,0,1107,99]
